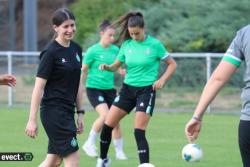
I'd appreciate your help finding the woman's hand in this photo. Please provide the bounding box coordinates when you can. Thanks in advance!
[25,119,38,139]
[99,64,110,70]
[152,78,166,90]
[185,118,202,143]
[77,113,84,134]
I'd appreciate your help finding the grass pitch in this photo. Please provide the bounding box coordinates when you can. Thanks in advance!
[0,107,241,167]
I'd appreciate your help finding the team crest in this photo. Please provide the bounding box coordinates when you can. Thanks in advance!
[70,137,78,147]
[75,53,80,62]
[146,48,151,54]
[98,96,104,102]
[114,96,120,103]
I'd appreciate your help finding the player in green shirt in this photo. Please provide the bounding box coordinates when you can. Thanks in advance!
[81,20,127,160]
[96,12,177,167]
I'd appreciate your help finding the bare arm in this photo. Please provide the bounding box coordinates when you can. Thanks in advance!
[0,74,16,87]
[76,64,89,134]
[193,61,237,119]
[153,57,177,90]
[99,60,122,72]
[25,77,46,138]
[76,74,85,134]
[118,67,126,77]
[185,60,238,142]
[81,64,88,80]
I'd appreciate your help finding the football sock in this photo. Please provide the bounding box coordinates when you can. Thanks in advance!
[100,124,113,159]
[134,128,149,163]
[87,129,99,145]
[113,138,124,153]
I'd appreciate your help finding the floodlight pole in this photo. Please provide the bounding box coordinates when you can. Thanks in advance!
[9,0,16,51]
[24,0,37,52]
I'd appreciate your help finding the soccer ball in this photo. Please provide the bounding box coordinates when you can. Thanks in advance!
[181,143,203,162]
[138,163,155,167]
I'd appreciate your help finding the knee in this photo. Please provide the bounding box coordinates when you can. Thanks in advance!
[98,113,107,122]
[54,159,62,167]
[38,158,62,167]
[113,124,120,130]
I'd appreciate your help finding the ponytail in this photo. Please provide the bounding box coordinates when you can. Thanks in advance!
[112,11,144,44]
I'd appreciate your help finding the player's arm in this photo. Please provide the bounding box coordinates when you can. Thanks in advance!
[81,64,89,80]
[76,76,85,134]
[153,57,177,90]
[0,74,16,87]
[25,77,46,138]
[99,60,122,72]
[185,60,237,142]
[193,60,237,119]
[118,67,126,77]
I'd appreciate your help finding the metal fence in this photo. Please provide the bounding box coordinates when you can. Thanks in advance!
[1,51,238,113]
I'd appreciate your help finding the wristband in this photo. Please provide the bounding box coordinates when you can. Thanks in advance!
[192,116,202,122]
[76,109,85,114]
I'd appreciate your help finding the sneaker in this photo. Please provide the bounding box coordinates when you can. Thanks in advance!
[116,151,128,160]
[96,158,111,167]
[82,142,98,157]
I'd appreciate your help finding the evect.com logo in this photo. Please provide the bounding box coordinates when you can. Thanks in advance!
[0,152,33,161]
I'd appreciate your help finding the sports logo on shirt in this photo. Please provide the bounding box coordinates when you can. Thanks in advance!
[146,48,151,55]
[99,55,104,59]
[75,53,80,62]
[62,58,67,63]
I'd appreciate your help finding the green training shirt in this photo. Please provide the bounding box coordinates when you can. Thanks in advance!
[83,43,119,89]
[117,35,169,87]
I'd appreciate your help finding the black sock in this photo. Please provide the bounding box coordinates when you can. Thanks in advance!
[100,124,113,159]
[134,128,149,163]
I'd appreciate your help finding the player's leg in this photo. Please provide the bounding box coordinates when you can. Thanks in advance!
[134,85,156,164]
[83,88,109,157]
[96,106,127,167]
[38,154,62,167]
[96,84,134,167]
[83,103,109,157]
[105,89,128,160]
[63,150,80,167]
[112,124,128,160]
[134,112,151,164]
[100,105,127,159]
[238,120,250,167]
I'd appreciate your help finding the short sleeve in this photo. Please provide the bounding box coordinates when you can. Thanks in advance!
[116,43,125,63]
[156,41,169,60]
[223,31,243,67]
[37,50,54,79]
[83,48,94,65]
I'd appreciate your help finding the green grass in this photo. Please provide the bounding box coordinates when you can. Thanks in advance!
[0,107,241,167]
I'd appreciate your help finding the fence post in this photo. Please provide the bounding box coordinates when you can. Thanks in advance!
[206,53,211,113]
[7,51,13,107]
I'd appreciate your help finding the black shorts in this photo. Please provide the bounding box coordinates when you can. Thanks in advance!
[40,104,79,157]
[238,120,250,167]
[86,88,116,108]
[113,83,156,116]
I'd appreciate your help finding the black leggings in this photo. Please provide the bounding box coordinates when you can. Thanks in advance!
[238,120,250,167]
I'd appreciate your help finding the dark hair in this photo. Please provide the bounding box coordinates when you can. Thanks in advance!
[112,11,144,44]
[51,8,75,40]
[99,20,111,32]
[52,8,75,26]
